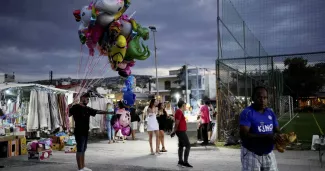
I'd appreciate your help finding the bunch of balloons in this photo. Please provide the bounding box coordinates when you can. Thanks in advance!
[73,0,151,77]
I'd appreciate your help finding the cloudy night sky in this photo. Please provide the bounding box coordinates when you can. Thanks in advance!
[0,0,324,81]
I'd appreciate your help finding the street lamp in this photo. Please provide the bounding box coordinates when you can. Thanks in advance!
[174,93,180,103]
[149,26,158,98]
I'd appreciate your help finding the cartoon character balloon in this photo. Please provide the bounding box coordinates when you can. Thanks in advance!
[116,108,130,127]
[95,0,129,26]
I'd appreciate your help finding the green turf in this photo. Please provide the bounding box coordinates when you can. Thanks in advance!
[215,141,241,149]
[279,112,325,143]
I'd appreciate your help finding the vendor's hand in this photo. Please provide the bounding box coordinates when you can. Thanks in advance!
[170,131,176,138]
[273,133,284,144]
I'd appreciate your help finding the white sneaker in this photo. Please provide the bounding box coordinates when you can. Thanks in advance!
[83,167,92,171]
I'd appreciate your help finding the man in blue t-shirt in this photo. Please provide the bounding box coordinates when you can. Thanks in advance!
[239,86,284,171]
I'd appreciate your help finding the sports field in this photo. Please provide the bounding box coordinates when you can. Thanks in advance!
[279,112,325,146]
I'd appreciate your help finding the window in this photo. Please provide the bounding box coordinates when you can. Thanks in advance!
[165,95,171,102]
[165,81,171,90]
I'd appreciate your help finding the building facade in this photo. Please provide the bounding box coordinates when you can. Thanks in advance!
[151,67,216,103]
[0,73,15,83]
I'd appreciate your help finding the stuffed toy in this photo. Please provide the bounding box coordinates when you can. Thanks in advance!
[275,132,297,153]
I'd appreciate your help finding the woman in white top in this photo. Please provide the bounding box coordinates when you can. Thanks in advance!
[147,99,160,155]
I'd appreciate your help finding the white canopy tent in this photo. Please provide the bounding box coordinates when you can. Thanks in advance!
[0,83,75,93]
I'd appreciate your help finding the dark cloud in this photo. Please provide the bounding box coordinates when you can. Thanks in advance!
[0,0,323,81]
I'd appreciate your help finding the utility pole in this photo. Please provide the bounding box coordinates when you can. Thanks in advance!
[49,71,53,85]
[196,67,199,100]
[185,64,189,104]
[149,26,158,99]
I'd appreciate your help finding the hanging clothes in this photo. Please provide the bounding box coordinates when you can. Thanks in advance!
[38,91,50,130]
[49,93,60,132]
[27,90,39,132]
[89,97,101,130]
[57,94,69,130]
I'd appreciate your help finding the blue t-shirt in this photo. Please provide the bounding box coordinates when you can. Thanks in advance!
[239,105,279,154]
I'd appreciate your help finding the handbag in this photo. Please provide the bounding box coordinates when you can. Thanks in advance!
[139,122,144,133]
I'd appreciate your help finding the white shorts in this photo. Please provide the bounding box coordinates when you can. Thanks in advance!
[241,147,278,171]
[131,121,138,130]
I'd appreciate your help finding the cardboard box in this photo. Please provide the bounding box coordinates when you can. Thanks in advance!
[51,136,65,144]
[64,145,76,153]
[8,139,19,157]
[20,137,27,155]
[52,143,64,151]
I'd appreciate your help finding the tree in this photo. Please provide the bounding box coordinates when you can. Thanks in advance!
[173,65,192,89]
[283,57,325,100]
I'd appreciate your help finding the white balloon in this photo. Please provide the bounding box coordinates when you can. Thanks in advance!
[95,0,124,15]
[80,6,92,26]
[120,20,132,38]
[97,13,115,26]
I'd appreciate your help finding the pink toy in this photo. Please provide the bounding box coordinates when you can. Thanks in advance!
[121,126,131,136]
[117,109,131,127]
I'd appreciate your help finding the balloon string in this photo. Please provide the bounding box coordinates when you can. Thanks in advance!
[77,55,105,96]
[81,55,106,91]
[86,65,111,90]
[76,45,84,83]
[75,54,95,100]
[85,62,109,90]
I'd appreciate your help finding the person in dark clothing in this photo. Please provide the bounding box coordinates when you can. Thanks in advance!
[69,93,114,171]
[171,100,193,168]
[157,103,168,152]
[0,108,5,168]
[130,107,139,140]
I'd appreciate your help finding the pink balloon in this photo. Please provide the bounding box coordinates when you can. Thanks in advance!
[85,24,104,56]
[90,24,104,43]
[116,109,131,127]
[112,120,121,131]
[121,126,131,136]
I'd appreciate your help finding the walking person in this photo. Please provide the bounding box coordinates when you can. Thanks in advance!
[106,103,115,144]
[157,103,168,152]
[130,107,139,140]
[171,100,193,168]
[146,99,160,155]
[200,101,211,145]
[69,93,114,171]
[240,86,283,171]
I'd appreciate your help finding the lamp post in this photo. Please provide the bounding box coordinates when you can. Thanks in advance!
[149,26,159,98]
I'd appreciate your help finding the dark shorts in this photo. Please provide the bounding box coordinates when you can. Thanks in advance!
[75,135,88,153]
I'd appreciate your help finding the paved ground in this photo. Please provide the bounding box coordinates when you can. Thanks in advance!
[1,133,324,171]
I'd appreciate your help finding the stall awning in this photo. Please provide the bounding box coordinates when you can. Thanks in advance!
[0,83,75,93]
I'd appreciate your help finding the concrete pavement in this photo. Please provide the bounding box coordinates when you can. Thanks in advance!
[1,133,324,171]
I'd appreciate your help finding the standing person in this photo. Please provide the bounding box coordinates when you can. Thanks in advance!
[146,99,160,155]
[69,93,114,171]
[171,100,193,168]
[240,86,283,171]
[130,107,139,140]
[157,103,168,152]
[199,101,211,145]
[106,103,115,144]
[0,108,5,168]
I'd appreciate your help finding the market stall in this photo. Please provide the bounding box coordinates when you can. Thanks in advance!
[0,83,74,159]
